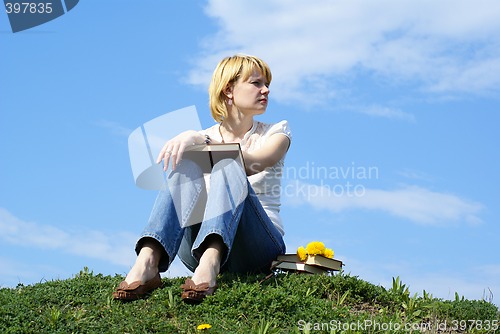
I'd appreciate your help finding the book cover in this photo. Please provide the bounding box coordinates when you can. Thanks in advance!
[182,143,245,174]
[272,261,328,275]
[276,254,343,271]
[276,254,302,262]
[305,255,343,271]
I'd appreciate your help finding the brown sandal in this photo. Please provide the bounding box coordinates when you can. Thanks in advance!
[113,274,162,301]
[180,278,217,304]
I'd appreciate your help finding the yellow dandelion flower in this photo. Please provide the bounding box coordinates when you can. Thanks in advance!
[297,246,307,261]
[323,248,334,259]
[306,241,325,255]
[197,323,212,330]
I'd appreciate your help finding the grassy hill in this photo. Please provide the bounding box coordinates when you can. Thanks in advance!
[1,267,498,333]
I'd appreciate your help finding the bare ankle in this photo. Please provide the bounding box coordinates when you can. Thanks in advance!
[125,249,161,283]
[192,251,221,286]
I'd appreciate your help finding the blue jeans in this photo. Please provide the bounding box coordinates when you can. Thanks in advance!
[136,158,286,274]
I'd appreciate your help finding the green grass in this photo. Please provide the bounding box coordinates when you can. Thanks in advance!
[1,267,498,333]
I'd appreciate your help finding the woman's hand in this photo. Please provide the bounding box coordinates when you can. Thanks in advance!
[156,130,203,171]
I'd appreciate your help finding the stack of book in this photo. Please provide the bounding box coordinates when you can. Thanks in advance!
[272,254,343,274]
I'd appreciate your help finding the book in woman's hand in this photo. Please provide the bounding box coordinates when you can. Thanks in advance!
[183,143,246,174]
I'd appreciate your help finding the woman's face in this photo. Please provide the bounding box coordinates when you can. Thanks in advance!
[230,70,270,116]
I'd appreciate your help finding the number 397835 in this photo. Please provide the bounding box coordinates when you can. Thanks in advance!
[5,2,53,14]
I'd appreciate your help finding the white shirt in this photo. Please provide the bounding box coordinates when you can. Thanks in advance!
[200,120,291,235]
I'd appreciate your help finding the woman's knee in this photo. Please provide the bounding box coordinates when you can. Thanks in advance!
[211,159,246,183]
[212,158,244,173]
[167,159,205,189]
[168,159,203,179]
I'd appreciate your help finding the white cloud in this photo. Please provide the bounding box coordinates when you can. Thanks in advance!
[96,119,132,137]
[351,105,416,122]
[188,0,500,105]
[0,208,137,267]
[284,181,483,225]
[397,168,435,182]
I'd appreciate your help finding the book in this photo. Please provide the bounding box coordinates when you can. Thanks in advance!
[276,253,302,263]
[271,261,328,275]
[276,254,343,271]
[182,143,246,174]
[305,255,343,271]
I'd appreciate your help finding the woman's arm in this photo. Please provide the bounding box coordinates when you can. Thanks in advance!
[157,130,290,175]
[156,130,208,171]
[243,134,290,176]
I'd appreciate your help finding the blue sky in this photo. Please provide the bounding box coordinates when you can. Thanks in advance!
[1,0,499,303]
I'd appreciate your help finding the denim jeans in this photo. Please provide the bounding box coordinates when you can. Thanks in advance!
[136,158,286,274]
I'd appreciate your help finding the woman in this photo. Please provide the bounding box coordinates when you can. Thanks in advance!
[113,54,291,303]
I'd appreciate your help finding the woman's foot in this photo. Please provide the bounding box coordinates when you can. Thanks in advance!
[191,246,221,287]
[113,274,162,301]
[181,235,224,303]
[124,257,159,286]
[180,278,218,304]
[113,239,163,300]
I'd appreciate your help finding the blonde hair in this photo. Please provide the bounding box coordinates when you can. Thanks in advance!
[208,54,272,123]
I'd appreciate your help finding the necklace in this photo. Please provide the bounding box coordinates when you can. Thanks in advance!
[219,122,253,143]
